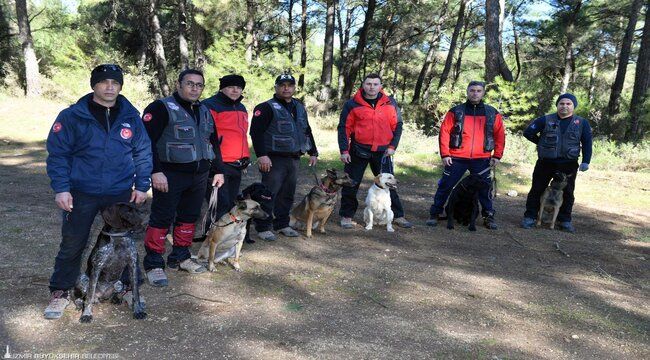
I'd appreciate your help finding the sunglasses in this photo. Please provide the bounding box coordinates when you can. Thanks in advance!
[92,64,123,74]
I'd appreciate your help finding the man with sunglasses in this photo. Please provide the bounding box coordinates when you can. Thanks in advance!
[250,74,319,241]
[197,74,250,237]
[141,69,225,286]
[45,64,152,319]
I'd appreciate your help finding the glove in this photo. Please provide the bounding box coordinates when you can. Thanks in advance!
[579,163,589,172]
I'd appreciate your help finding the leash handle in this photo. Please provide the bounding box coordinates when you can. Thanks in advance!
[309,164,321,186]
[381,155,394,174]
[208,186,219,225]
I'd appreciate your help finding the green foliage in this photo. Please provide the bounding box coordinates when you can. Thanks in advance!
[484,77,539,131]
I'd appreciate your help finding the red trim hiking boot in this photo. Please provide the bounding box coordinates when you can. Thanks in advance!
[178,258,207,274]
[44,290,69,320]
[146,268,168,287]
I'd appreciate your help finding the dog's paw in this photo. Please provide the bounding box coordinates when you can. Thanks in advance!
[208,265,217,273]
[447,225,454,230]
[387,227,395,233]
[79,315,93,323]
[468,226,477,232]
[317,229,326,234]
[365,226,373,231]
[133,311,147,320]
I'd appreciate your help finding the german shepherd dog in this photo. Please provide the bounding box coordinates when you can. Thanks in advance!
[73,203,146,323]
[537,172,570,229]
[446,174,490,231]
[290,169,355,238]
[197,199,267,272]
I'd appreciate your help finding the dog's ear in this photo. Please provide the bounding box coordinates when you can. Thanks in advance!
[374,174,381,185]
[236,193,249,201]
[326,168,337,178]
[101,205,124,228]
[236,199,248,210]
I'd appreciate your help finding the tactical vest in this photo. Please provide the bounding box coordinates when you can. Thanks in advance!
[156,96,215,163]
[537,115,583,160]
[449,103,497,151]
[263,98,312,154]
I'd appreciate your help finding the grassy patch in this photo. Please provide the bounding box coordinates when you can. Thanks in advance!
[285,301,303,312]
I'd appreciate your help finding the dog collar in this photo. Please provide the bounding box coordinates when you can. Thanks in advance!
[214,213,244,227]
[320,183,337,194]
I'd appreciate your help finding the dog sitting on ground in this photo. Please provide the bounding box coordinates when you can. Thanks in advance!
[196,199,267,272]
[73,203,146,323]
[364,173,398,232]
[537,172,570,229]
[241,182,273,244]
[446,174,490,231]
[290,169,355,238]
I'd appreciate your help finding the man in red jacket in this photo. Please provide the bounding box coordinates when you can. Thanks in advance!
[427,81,506,229]
[337,73,412,229]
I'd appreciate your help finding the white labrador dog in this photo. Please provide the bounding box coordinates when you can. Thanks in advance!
[364,173,398,232]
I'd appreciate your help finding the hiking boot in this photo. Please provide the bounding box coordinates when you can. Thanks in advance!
[484,215,498,230]
[559,221,576,233]
[257,230,277,241]
[340,217,357,229]
[394,217,413,228]
[521,217,536,229]
[178,258,207,274]
[426,217,439,227]
[278,227,299,237]
[146,268,168,287]
[44,290,69,320]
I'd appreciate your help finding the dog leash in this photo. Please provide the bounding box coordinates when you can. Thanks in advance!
[202,186,219,232]
[309,164,321,186]
[477,164,498,199]
[380,154,394,174]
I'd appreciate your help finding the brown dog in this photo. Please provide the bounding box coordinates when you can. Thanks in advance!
[537,172,570,229]
[290,169,355,238]
[197,199,267,272]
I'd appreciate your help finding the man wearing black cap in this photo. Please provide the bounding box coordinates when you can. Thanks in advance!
[250,74,319,241]
[521,93,593,232]
[44,64,152,319]
[199,74,250,234]
[141,69,225,286]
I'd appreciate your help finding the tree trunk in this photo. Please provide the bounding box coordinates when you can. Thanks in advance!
[148,0,170,96]
[288,0,294,62]
[412,0,449,103]
[15,0,40,96]
[178,0,190,70]
[337,2,353,98]
[559,1,582,94]
[588,55,598,105]
[452,5,473,88]
[484,0,513,82]
[191,5,208,72]
[626,4,650,141]
[377,12,397,78]
[607,0,643,120]
[319,0,336,101]
[342,0,376,99]
[245,0,256,63]
[298,0,307,88]
[439,0,467,89]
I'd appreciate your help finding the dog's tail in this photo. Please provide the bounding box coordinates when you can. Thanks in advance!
[208,186,219,225]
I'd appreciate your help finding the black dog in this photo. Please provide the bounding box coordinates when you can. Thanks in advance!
[445,175,490,231]
[73,203,146,323]
[240,182,273,244]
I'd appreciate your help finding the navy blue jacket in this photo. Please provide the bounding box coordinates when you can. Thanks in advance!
[523,114,593,164]
[46,94,152,195]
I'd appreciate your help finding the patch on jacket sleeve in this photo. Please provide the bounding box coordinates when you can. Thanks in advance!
[52,122,62,133]
[120,128,133,140]
[254,110,262,117]
[574,119,580,125]
[143,113,152,122]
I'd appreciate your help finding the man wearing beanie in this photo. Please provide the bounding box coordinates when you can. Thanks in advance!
[44,64,152,319]
[521,93,593,232]
[141,69,225,286]
[199,74,250,235]
[250,73,319,241]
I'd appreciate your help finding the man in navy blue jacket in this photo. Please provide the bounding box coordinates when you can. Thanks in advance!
[521,93,592,233]
[44,64,152,319]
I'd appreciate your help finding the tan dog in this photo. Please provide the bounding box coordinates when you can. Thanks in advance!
[364,173,398,232]
[537,172,570,229]
[197,199,267,272]
[290,169,355,238]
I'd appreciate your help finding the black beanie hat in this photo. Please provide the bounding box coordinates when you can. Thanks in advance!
[556,93,578,108]
[219,74,246,90]
[90,64,124,88]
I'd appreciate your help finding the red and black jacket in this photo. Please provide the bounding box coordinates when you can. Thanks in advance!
[202,92,250,163]
[439,101,506,160]
[338,88,403,153]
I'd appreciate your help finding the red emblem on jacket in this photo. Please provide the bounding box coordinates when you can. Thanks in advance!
[254,110,262,117]
[52,122,62,133]
[574,119,580,125]
[143,113,152,122]
[120,128,133,140]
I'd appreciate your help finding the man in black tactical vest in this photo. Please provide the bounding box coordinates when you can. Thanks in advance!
[250,74,319,241]
[521,93,593,233]
[141,69,226,286]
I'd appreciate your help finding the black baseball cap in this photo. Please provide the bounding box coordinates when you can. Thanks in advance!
[275,74,296,85]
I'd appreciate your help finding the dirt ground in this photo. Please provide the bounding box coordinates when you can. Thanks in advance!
[0,143,648,360]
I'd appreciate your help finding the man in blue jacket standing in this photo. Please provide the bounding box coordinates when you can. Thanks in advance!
[521,93,592,233]
[44,64,152,319]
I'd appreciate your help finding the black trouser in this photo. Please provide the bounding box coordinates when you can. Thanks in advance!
[524,159,579,222]
[203,164,242,233]
[49,190,142,292]
[339,151,405,219]
[254,155,299,232]
[143,170,208,270]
